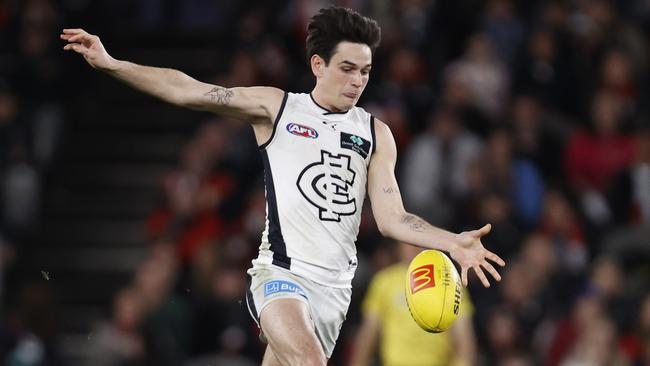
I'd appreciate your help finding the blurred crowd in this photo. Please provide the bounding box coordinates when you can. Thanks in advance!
[1,1,67,360]
[1,0,650,365]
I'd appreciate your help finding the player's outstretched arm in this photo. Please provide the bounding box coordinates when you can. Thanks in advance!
[367,120,505,287]
[60,28,283,122]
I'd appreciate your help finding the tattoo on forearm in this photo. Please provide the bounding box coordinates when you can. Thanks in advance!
[401,214,427,232]
[383,187,398,194]
[204,87,234,105]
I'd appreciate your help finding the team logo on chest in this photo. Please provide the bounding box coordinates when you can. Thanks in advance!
[287,123,319,139]
[340,132,371,159]
[296,150,357,221]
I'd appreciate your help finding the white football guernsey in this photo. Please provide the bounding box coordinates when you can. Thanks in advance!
[251,92,376,288]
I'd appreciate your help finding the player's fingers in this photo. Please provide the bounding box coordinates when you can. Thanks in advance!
[476,223,492,236]
[461,266,468,287]
[62,28,86,34]
[63,43,88,55]
[486,250,506,267]
[481,261,501,282]
[473,265,490,288]
[66,33,92,44]
[465,223,492,238]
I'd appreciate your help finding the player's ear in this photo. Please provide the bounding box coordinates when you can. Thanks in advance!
[310,54,325,79]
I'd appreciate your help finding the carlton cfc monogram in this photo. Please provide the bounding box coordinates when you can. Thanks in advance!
[296,150,357,222]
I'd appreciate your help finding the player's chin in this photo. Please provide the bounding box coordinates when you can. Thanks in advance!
[341,97,357,109]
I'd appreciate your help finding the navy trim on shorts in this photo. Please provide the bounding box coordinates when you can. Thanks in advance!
[258,91,288,150]
[370,115,377,155]
[246,275,259,324]
[261,150,291,270]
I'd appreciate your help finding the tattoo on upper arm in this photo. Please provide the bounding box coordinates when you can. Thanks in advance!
[401,214,427,232]
[383,187,398,194]
[204,86,234,105]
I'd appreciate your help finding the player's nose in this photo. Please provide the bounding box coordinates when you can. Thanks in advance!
[350,72,363,87]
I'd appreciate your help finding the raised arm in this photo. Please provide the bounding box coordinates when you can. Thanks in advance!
[60,28,283,124]
[367,119,505,287]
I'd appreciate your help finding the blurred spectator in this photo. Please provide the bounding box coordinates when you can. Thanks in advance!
[481,0,525,67]
[256,39,290,89]
[401,106,482,226]
[88,287,145,366]
[378,46,434,131]
[518,234,557,294]
[365,0,435,49]
[622,294,650,364]
[350,242,476,366]
[445,33,510,121]
[607,129,650,225]
[1,144,40,240]
[559,315,630,366]
[188,264,259,365]
[5,283,65,366]
[14,0,63,102]
[135,243,192,366]
[473,251,553,359]
[536,189,588,275]
[483,307,523,365]
[513,28,579,116]
[465,128,544,229]
[599,49,638,115]
[365,101,412,152]
[509,93,570,181]
[545,294,605,366]
[146,122,235,262]
[565,91,636,225]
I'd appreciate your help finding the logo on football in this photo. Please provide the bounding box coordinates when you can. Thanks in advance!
[410,264,436,294]
[405,250,462,333]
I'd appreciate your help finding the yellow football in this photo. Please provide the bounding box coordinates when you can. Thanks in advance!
[405,250,463,333]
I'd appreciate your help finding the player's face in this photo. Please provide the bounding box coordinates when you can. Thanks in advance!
[321,42,372,110]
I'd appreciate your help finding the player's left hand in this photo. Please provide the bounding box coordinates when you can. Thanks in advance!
[448,223,505,287]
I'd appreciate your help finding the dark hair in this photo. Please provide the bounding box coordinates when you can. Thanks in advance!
[306,7,381,65]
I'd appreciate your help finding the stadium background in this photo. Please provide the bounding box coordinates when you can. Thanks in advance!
[1,0,649,365]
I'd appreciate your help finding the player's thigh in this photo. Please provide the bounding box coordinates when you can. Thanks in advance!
[261,345,282,366]
[260,298,326,366]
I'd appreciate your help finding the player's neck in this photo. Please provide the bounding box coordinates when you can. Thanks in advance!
[310,89,348,113]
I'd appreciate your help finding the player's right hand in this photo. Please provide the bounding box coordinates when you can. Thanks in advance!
[60,28,117,71]
[449,223,505,288]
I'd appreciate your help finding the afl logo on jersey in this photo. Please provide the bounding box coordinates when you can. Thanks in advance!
[287,123,319,139]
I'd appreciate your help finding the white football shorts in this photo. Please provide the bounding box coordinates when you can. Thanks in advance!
[245,264,352,358]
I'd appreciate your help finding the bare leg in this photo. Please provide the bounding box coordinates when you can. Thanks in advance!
[259,298,326,366]
[261,346,283,366]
